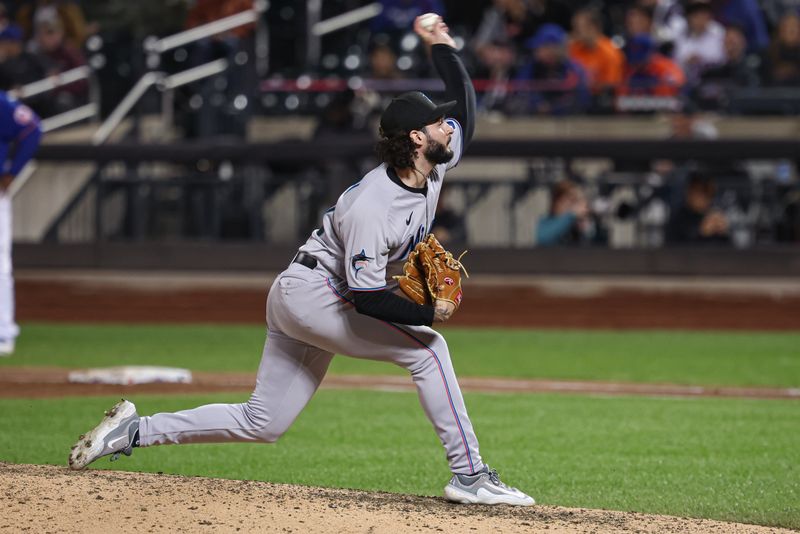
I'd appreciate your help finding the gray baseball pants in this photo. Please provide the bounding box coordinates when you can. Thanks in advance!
[138,261,484,475]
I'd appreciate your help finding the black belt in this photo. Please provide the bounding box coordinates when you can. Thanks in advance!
[292,251,318,270]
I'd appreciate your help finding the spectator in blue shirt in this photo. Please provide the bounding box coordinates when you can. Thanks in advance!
[0,90,42,355]
[536,179,596,246]
[508,24,590,115]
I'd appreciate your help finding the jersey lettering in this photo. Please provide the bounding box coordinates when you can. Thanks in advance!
[399,224,427,260]
[414,224,426,246]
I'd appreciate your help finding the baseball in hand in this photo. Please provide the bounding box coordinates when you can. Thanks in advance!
[419,13,440,31]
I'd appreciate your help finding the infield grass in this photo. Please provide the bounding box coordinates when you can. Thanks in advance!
[0,391,798,529]
[3,322,800,387]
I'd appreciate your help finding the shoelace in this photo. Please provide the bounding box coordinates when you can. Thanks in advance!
[487,468,514,490]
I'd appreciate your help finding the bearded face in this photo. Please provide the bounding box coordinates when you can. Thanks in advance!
[422,130,454,165]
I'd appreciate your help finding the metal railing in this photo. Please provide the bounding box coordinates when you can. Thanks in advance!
[35,5,268,239]
[307,2,383,66]
[97,2,268,144]
[34,138,800,249]
[144,0,269,75]
[10,66,93,100]
[145,4,264,54]
[9,103,100,198]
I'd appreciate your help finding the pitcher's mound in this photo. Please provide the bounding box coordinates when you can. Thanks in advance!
[0,463,786,533]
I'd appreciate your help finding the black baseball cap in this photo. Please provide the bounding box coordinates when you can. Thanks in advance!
[379,91,456,137]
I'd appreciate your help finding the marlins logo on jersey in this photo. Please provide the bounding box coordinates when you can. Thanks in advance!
[350,249,374,278]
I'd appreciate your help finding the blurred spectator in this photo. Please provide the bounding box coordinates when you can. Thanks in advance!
[667,174,729,243]
[638,0,686,51]
[15,0,88,48]
[368,42,403,79]
[29,17,88,114]
[625,4,655,37]
[699,24,761,88]
[0,24,49,116]
[472,0,537,79]
[371,0,446,40]
[618,34,685,97]
[0,24,46,86]
[507,24,590,115]
[568,7,624,94]
[710,0,769,52]
[536,179,596,246]
[762,11,800,85]
[674,0,726,85]
[472,0,571,78]
[762,0,800,30]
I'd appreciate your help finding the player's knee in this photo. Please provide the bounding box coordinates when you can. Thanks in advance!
[253,426,285,443]
[407,334,452,375]
[243,400,284,443]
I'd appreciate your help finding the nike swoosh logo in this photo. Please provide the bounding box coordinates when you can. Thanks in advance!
[406,212,413,225]
[107,435,128,450]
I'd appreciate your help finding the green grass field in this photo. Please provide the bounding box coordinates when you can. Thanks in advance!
[2,322,799,528]
[1,391,798,528]
[3,322,800,387]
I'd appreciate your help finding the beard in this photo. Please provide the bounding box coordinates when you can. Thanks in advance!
[423,136,453,165]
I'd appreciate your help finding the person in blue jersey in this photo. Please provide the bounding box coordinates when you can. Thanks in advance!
[0,90,42,355]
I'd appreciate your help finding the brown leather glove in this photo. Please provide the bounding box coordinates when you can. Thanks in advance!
[393,246,432,305]
[395,234,468,310]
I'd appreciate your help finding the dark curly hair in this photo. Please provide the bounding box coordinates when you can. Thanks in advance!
[376,132,420,170]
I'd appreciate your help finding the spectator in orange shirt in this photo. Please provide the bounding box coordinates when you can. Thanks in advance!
[619,33,685,97]
[568,7,624,93]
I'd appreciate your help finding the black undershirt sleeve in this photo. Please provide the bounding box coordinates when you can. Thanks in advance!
[431,44,476,148]
[353,289,435,326]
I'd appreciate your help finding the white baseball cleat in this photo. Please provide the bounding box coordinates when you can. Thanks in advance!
[68,399,139,470]
[444,465,535,506]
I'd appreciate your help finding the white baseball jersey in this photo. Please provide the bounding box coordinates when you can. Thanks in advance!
[298,118,464,291]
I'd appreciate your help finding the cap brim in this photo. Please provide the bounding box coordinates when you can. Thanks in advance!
[424,100,457,125]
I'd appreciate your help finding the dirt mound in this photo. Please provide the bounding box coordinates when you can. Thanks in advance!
[1,463,788,533]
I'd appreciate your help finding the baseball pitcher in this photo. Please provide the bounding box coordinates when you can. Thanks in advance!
[69,15,535,506]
